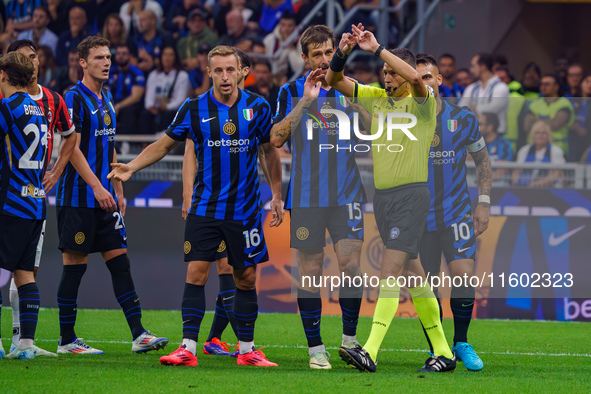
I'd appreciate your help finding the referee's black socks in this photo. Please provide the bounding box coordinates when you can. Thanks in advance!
[57,263,87,345]
[106,254,144,340]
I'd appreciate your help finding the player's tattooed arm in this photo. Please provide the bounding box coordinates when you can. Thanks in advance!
[471,148,492,237]
[270,69,324,147]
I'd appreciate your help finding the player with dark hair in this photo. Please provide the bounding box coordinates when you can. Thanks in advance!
[55,36,168,355]
[108,45,283,368]
[4,39,77,357]
[326,25,455,373]
[269,24,367,370]
[413,53,492,371]
[0,51,48,360]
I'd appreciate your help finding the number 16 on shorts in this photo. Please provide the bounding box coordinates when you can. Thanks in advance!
[242,215,269,266]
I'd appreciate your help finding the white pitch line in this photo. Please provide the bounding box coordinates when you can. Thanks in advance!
[6,339,589,358]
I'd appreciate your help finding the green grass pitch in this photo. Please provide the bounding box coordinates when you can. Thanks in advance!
[1,308,590,393]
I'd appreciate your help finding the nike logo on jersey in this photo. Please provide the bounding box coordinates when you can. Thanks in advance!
[202,117,216,123]
[91,109,99,114]
[248,251,261,258]
[352,227,362,232]
[457,247,471,253]
[548,225,585,246]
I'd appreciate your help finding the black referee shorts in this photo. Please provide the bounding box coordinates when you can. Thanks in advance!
[374,182,430,260]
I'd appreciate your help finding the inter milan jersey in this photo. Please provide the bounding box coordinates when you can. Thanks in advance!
[108,65,145,103]
[6,0,45,24]
[487,136,513,162]
[274,75,366,209]
[57,82,117,208]
[166,89,272,220]
[0,92,48,220]
[425,101,485,232]
[30,85,75,175]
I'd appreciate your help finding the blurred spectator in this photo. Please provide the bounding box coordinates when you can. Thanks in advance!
[131,9,175,73]
[51,47,82,94]
[218,8,259,48]
[55,6,91,67]
[188,43,210,97]
[295,0,328,27]
[263,12,303,77]
[119,0,163,37]
[570,74,591,163]
[141,46,190,133]
[163,0,200,36]
[109,43,145,134]
[251,40,266,54]
[212,0,257,38]
[554,56,569,88]
[512,120,565,188]
[17,6,58,55]
[438,53,462,98]
[348,61,380,88]
[565,63,583,98]
[455,68,472,90]
[37,45,58,86]
[521,62,541,96]
[523,74,574,158]
[481,112,513,184]
[2,0,44,40]
[97,0,126,34]
[176,9,218,70]
[492,54,508,71]
[459,53,509,134]
[47,0,70,36]
[257,0,293,35]
[249,60,279,115]
[102,13,128,56]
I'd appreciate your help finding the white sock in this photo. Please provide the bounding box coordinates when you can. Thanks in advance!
[18,338,34,349]
[309,344,326,357]
[239,341,255,355]
[342,334,356,344]
[182,338,197,355]
[9,278,20,346]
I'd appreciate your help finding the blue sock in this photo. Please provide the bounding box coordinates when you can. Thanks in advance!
[58,264,87,345]
[207,293,229,341]
[234,288,258,343]
[182,283,205,342]
[297,288,323,348]
[18,283,40,341]
[106,254,144,340]
[339,281,363,337]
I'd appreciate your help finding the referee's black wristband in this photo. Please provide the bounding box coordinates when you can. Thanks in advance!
[330,49,348,73]
[374,45,385,57]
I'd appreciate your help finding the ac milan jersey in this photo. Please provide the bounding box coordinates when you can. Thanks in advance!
[0,92,49,220]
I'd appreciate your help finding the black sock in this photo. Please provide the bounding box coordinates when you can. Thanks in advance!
[0,289,3,341]
[106,254,144,340]
[207,274,237,341]
[339,279,363,337]
[182,283,205,342]
[422,290,443,354]
[18,283,40,341]
[297,288,323,348]
[58,264,87,345]
[207,293,228,341]
[451,286,475,345]
[234,288,258,343]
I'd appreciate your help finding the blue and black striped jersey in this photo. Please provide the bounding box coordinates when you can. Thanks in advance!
[57,82,117,208]
[274,74,366,209]
[6,0,44,24]
[166,89,272,220]
[426,101,485,231]
[108,64,145,103]
[487,135,513,162]
[0,92,48,220]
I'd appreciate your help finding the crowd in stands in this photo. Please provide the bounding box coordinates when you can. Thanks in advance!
[1,0,590,175]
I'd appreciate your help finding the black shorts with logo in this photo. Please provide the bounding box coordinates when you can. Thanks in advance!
[0,215,44,272]
[419,214,476,276]
[57,206,127,253]
[290,204,364,250]
[374,183,430,260]
[184,214,268,269]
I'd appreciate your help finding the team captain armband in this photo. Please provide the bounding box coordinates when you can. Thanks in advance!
[466,136,486,153]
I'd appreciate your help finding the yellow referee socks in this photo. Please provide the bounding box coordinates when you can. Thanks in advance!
[409,281,453,359]
[363,279,400,361]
